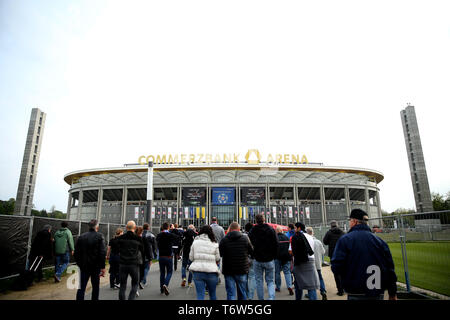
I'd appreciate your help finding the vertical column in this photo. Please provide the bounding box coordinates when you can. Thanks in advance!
[66,192,72,220]
[177,185,181,226]
[121,187,127,225]
[207,184,210,225]
[293,184,298,222]
[96,188,103,223]
[365,188,370,216]
[78,190,84,221]
[266,184,270,223]
[376,190,382,227]
[320,185,326,225]
[237,184,241,224]
[344,186,351,218]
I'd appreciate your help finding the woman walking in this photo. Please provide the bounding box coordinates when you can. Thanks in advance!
[189,225,221,300]
[106,228,123,289]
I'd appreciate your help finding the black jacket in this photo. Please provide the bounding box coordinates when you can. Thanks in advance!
[142,230,156,261]
[156,231,177,257]
[219,231,254,275]
[248,223,278,262]
[323,226,345,258]
[74,229,106,270]
[117,231,144,265]
[170,228,183,249]
[291,231,314,265]
[276,233,291,263]
[30,229,53,259]
[181,228,197,257]
[331,224,397,297]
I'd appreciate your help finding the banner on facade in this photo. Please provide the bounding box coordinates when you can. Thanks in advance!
[201,207,206,219]
[151,207,155,219]
[184,207,189,219]
[306,207,310,219]
[135,207,139,219]
[272,206,277,218]
[168,207,172,219]
[212,187,235,205]
[182,187,206,206]
[288,206,293,218]
[241,187,265,205]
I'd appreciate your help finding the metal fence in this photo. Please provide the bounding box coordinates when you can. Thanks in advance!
[0,214,124,280]
[309,210,450,297]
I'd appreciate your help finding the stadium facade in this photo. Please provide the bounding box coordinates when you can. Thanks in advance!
[64,150,384,232]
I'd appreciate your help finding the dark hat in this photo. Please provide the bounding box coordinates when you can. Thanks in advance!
[350,209,369,221]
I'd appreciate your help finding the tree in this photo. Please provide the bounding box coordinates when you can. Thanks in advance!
[432,192,450,211]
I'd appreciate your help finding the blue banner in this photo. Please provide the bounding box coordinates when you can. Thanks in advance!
[212,187,235,205]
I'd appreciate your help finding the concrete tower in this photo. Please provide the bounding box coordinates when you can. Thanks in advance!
[14,108,46,216]
[400,104,433,213]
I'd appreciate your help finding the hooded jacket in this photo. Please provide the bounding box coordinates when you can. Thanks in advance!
[331,224,397,297]
[181,228,197,257]
[54,227,74,255]
[189,234,220,274]
[248,223,279,262]
[323,226,345,258]
[276,232,291,263]
[30,228,53,259]
[219,231,254,275]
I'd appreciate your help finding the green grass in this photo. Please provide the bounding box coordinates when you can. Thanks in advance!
[387,241,450,297]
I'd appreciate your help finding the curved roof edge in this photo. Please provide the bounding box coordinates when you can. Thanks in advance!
[64,163,384,185]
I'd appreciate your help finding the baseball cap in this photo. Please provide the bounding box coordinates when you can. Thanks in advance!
[350,209,369,221]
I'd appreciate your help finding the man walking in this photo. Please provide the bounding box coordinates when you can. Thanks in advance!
[117,220,144,300]
[141,223,156,288]
[291,222,319,300]
[274,226,294,296]
[323,220,345,295]
[210,217,225,284]
[331,209,397,300]
[306,227,327,300]
[181,224,197,287]
[54,221,74,282]
[170,223,183,271]
[28,224,53,283]
[74,219,106,300]
[156,222,178,295]
[219,222,254,300]
[248,214,278,300]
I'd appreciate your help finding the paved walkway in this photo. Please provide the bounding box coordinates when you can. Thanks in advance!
[1,262,348,300]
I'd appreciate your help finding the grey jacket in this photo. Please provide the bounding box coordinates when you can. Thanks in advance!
[210,223,225,243]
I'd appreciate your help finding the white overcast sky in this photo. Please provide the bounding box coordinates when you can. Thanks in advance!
[0,0,449,213]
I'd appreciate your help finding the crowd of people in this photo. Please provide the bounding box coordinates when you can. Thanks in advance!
[26,208,398,301]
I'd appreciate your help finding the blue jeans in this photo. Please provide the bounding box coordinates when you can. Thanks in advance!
[141,261,151,285]
[193,272,218,300]
[55,252,70,278]
[275,260,292,290]
[225,274,248,300]
[317,269,326,294]
[159,257,173,290]
[254,260,275,300]
[247,261,256,299]
[181,256,193,283]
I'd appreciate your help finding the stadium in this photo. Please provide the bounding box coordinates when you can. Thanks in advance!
[64,150,384,233]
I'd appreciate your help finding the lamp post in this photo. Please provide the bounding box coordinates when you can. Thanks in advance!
[147,161,154,231]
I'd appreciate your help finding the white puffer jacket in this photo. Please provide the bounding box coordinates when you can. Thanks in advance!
[189,234,221,274]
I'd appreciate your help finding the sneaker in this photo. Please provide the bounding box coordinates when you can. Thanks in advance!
[188,282,193,288]
[54,275,61,283]
[218,278,221,284]
[181,279,186,287]
[139,282,144,290]
[205,290,209,296]
[136,291,140,298]
[305,294,310,299]
[114,283,120,289]
[275,288,281,292]
[288,287,294,296]
[163,284,170,296]
[321,292,328,300]
[337,291,344,296]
